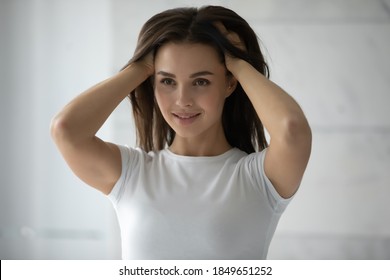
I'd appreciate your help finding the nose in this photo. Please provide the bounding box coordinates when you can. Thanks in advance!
[175,86,193,107]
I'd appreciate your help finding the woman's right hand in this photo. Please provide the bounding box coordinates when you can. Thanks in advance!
[139,51,155,77]
[124,52,155,78]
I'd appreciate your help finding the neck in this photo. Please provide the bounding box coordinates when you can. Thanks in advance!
[169,126,232,157]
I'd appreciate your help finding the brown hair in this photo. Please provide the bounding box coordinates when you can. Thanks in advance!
[123,6,269,154]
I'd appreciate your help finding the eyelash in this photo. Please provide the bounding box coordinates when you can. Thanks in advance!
[159,78,210,87]
[160,78,175,86]
[193,79,210,86]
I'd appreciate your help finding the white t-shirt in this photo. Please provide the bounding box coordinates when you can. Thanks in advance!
[108,145,292,260]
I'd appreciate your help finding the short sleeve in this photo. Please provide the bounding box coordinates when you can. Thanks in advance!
[243,148,293,213]
[107,145,137,205]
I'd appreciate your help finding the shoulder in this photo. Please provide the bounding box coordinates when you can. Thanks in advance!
[116,145,157,164]
[236,148,267,169]
[222,148,293,212]
[107,145,155,199]
[238,149,289,192]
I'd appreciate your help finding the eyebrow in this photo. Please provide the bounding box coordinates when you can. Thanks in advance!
[156,70,214,78]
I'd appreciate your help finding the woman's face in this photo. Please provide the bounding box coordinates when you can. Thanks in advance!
[154,42,235,141]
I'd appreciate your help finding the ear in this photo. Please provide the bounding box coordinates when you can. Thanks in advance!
[226,76,238,97]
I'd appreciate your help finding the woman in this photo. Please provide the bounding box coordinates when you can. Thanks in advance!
[51,6,311,259]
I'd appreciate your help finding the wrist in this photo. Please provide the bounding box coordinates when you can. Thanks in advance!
[124,61,153,81]
[227,59,249,79]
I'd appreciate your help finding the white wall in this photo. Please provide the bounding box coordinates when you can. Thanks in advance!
[1,0,389,259]
[252,0,390,259]
[0,0,120,259]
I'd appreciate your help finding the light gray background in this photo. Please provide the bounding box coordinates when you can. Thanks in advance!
[1,0,389,259]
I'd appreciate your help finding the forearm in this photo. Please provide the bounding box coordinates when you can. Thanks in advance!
[51,62,150,145]
[230,60,310,141]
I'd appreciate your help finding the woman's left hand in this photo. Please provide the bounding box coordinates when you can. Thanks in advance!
[214,21,246,73]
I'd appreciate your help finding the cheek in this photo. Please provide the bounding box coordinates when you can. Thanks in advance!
[155,89,172,115]
[202,89,227,111]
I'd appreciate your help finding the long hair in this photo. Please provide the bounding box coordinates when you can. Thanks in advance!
[122,6,269,154]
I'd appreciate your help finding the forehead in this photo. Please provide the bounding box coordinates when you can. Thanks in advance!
[154,42,224,75]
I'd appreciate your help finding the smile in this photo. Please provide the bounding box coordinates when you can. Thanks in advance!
[172,112,201,125]
[173,113,201,119]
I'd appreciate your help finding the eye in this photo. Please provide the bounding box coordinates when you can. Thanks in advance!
[193,79,210,86]
[160,78,176,86]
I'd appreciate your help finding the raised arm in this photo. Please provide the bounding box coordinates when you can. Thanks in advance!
[231,60,311,198]
[50,58,153,195]
[217,23,312,198]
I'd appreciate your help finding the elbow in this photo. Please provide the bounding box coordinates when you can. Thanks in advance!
[281,114,312,146]
[50,113,92,149]
[50,114,71,145]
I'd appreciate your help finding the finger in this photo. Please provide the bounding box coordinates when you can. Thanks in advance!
[213,21,229,35]
[213,21,246,51]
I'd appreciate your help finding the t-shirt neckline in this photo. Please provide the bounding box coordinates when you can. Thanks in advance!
[161,147,241,162]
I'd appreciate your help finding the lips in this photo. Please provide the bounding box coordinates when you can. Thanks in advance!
[172,112,201,125]
[173,112,201,119]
